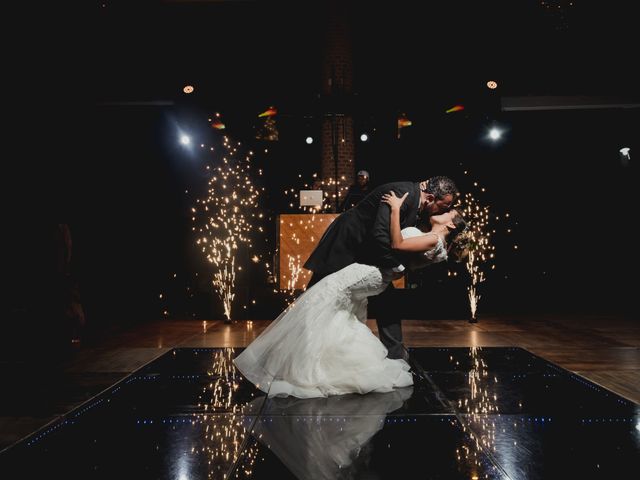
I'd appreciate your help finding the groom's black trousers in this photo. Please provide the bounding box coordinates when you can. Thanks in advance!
[306,271,406,360]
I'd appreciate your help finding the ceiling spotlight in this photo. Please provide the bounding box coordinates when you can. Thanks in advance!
[305,136,314,144]
[619,147,630,156]
[488,128,502,141]
[360,133,369,142]
[183,85,194,94]
[487,80,498,89]
[180,134,191,145]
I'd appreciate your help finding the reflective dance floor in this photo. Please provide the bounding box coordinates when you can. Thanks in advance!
[2,347,638,478]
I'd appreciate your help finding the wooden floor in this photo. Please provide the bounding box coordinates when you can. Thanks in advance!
[1,313,638,451]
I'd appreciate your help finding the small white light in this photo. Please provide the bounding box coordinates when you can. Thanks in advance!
[488,128,502,141]
[180,135,191,145]
[619,147,631,167]
[305,136,313,144]
[360,133,369,142]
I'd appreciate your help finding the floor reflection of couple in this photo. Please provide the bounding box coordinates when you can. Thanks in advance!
[247,387,413,479]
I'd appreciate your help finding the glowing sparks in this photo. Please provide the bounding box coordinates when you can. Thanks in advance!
[284,174,349,213]
[271,173,348,301]
[459,191,495,321]
[454,347,501,472]
[193,136,263,322]
[194,348,260,477]
[277,174,351,298]
[285,254,304,302]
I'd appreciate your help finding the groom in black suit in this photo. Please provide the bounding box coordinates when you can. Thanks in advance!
[304,176,459,360]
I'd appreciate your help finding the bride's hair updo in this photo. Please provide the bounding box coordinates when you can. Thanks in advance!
[448,210,471,262]
[449,209,467,237]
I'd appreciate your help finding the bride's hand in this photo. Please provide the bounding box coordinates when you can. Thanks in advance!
[381,191,408,210]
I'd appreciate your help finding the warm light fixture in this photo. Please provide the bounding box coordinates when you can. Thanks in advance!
[486,80,498,89]
[183,85,194,94]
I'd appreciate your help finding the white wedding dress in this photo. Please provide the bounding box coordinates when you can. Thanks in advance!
[233,227,447,398]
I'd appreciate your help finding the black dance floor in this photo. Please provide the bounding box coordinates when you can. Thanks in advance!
[1,347,638,479]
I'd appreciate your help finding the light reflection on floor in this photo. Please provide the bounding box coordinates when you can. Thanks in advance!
[2,347,638,479]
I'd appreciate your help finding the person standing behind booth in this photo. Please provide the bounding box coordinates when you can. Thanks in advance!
[340,170,371,212]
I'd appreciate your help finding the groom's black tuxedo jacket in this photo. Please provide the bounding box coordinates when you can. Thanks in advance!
[303,181,421,277]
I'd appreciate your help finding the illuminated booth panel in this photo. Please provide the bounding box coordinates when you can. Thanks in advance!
[277,213,404,290]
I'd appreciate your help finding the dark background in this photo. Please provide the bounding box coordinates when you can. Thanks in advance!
[7,1,638,337]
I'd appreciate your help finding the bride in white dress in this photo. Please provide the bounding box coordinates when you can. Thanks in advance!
[233,191,467,398]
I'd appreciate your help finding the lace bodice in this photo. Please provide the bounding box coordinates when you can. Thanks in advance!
[400,226,448,268]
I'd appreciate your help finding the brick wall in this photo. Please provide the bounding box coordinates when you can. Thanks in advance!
[320,0,355,210]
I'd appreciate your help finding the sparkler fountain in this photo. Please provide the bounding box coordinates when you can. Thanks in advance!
[458,190,496,323]
[194,136,263,323]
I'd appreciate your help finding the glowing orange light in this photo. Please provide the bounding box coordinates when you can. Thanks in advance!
[446,105,465,113]
[258,106,277,117]
[397,117,412,128]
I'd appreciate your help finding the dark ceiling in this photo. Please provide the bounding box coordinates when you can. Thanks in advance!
[96,0,639,112]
